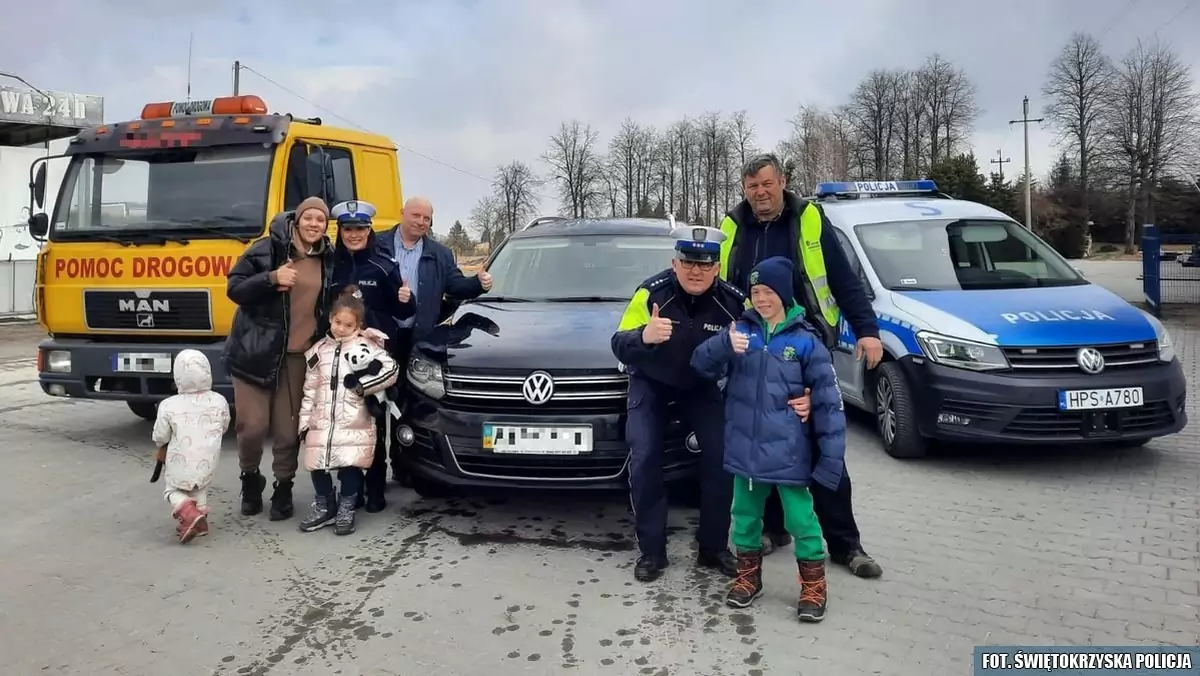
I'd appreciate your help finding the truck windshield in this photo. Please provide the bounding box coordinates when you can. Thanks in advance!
[480,234,677,301]
[50,145,272,241]
[854,218,1087,291]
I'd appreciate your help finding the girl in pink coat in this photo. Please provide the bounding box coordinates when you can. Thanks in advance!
[297,285,400,535]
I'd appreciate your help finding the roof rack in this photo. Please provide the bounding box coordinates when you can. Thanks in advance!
[521,215,570,231]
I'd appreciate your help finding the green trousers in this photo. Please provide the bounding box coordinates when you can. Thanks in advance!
[731,476,825,561]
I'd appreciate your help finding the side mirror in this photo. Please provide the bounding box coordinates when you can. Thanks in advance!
[28,212,49,239]
[31,162,47,210]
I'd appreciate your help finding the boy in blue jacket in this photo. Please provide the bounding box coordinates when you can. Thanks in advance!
[691,256,847,623]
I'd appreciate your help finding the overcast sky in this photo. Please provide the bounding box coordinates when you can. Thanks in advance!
[4,0,1198,233]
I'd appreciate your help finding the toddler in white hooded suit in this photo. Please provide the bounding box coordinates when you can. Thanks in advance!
[152,349,231,543]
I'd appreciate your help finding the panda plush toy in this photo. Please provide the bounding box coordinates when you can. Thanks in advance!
[342,342,403,421]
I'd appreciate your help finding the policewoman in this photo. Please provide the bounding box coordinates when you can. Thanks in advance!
[611,225,746,582]
[329,200,413,513]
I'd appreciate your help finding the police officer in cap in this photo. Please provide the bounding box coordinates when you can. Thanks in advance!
[612,223,745,582]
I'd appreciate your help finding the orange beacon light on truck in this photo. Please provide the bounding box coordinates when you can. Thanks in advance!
[140,95,268,120]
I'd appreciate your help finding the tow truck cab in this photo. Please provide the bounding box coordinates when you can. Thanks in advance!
[815,180,1187,458]
[29,94,403,419]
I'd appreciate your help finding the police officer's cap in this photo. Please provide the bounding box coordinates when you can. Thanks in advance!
[670,225,726,263]
[331,200,377,228]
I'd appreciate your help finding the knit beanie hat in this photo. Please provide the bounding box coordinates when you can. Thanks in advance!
[295,196,330,221]
[748,256,795,308]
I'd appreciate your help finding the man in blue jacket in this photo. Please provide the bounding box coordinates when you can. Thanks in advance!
[718,153,883,579]
[612,225,746,582]
[376,196,492,482]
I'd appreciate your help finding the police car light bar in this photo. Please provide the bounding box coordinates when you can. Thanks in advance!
[140,95,268,120]
[815,180,939,197]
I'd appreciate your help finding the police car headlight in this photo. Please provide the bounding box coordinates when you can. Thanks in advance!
[1139,310,1176,363]
[407,355,445,399]
[915,331,1008,371]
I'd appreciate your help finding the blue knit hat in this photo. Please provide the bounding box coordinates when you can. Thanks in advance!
[748,256,795,308]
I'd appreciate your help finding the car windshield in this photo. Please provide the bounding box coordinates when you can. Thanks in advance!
[480,233,677,301]
[853,218,1087,290]
[50,145,272,241]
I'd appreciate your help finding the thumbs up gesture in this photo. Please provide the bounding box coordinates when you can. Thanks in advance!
[273,260,297,290]
[729,322,749,354]
[478,269,493,291]
[641,303,673,344]
[397,276,412,304]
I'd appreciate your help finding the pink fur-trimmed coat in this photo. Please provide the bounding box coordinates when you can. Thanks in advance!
[297,328,399,472]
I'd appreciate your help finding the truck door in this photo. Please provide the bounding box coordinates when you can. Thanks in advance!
[282,141,358,226]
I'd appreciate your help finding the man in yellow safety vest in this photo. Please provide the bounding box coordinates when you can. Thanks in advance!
[717,153,884,579]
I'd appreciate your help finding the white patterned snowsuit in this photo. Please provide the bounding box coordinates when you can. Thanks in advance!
[152,350,231,510]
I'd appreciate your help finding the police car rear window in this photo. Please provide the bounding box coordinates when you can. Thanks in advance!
[854,218,1086,291]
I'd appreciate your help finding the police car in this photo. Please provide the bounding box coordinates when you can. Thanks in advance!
[816,180,1187,458]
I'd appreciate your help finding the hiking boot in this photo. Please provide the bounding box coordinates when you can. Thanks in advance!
[173,499,207,544]
[299,493,338,532]
[832,549,883,579]
[726,550,764,608]
[633,554,668,582]
[269,479,294,521]
[334,494,358,536]
[696,548,739,577]
[796,559,828,622]
[761,532,792,556]
[239,471,267,516]
[365,488,387,514]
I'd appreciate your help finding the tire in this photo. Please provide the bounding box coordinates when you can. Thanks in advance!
[873,362,929,459]
[127,401,158,421]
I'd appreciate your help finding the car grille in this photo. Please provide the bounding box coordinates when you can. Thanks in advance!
[941,397,1176,439]
[1003,341,1158,371]
[83,290,213,332]
[443,367,628,415]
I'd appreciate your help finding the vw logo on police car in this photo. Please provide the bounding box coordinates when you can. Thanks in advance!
[522,371,555,405]
[1076,347,1105,374]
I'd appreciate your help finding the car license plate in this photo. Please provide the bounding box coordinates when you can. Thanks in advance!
[482,424,593,455]
[112,352,173,374]
[1058,387,1144,411]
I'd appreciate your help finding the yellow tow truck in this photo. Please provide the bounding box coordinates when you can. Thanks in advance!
[27,93,403,419]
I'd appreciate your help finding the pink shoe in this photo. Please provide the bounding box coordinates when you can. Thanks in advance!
[172,499,207,544]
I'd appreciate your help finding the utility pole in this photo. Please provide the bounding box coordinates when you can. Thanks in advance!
[1009,96,1044,229]
[990,149,1011,182]
[232,60,240,95]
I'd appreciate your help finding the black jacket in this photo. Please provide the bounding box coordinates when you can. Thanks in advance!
[331,229,415,347]
[223,211,335,388]
[724,191,879,346]
[611,269,745,391]
[375,226,487,339]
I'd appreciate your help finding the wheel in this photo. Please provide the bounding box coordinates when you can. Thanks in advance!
[873,362,929,459]
[409,473,453,499]
[127,401,158,421]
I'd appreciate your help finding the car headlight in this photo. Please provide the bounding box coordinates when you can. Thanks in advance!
[915,331,1009,371]
[407,354,445,399]
[42,349,71,373]
[1140,312,1176,363]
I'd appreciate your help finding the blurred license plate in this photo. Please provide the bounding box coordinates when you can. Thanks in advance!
[1058,387,1143,410]
[482,424,592,455]
[112,352,172,374]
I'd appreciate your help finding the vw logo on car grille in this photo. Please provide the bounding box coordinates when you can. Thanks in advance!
[1076,347,1106,374]
[522,371,555,405]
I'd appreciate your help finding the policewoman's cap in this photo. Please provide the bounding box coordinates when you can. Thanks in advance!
[670,225,726,263]
[331,200,377,228]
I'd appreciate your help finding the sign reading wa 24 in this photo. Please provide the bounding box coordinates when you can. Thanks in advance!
[53,255,234,279]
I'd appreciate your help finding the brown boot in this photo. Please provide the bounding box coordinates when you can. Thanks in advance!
[796,559,827,622]
[725,550,764,608]
[173,499,207,544]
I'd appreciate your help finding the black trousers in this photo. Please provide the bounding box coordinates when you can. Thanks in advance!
[385,328,414,478]
[364,413,390,496]
[762,456,864,558]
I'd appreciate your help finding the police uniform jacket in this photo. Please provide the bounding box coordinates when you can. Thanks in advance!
[611,269,745,391]
[331,228,414,346]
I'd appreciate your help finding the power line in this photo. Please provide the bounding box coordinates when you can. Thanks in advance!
[1099,0,1140,38]
[1154,0,1197,36]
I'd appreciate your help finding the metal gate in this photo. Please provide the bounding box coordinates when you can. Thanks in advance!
[0,259,35,319]
[1142,225,1200,316]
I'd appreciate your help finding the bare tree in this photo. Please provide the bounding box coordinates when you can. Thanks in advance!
[492,160,542,238]
[847,69,903,177]
[609,117,641,217]
[916,54,978,167]
[729,110,758,167]
[894,71,927,178]
[1101,40,1199,251]
[469,195,503,248]
[542,121,606,218]
[1042,32,1112,219]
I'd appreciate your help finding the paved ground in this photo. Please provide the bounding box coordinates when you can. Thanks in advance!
[2,266,1199,676]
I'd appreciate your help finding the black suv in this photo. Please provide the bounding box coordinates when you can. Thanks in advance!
[395,217,701,495]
